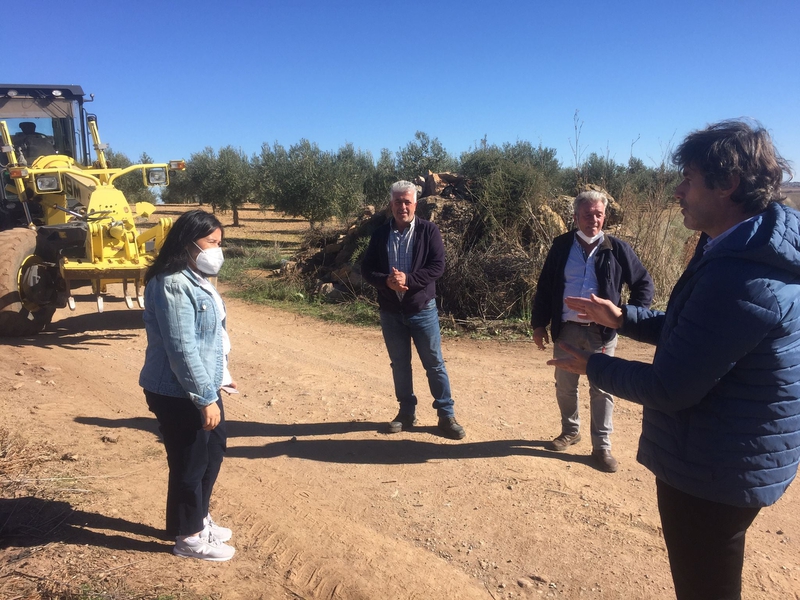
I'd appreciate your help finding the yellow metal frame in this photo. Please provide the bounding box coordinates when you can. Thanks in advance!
[1,118,181,311]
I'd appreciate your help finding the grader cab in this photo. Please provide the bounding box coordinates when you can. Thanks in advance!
[0,84,184,336]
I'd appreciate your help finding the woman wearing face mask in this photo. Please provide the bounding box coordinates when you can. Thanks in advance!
[139,209,237,561]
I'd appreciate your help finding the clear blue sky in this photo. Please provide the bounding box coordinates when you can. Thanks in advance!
[7,0,799,177]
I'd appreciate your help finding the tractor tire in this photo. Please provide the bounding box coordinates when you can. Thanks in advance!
[0,229,56,336]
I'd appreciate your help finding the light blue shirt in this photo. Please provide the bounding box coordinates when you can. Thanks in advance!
[388,218,415,300]
[562,235,601,323]
[196,271,233,387]
[703,214,761,255]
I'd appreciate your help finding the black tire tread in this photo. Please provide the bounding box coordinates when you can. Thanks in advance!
[0,228,55,336]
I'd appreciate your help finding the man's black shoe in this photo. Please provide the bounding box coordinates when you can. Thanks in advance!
[547,432,582,451]
[438,417,466,440]
[387,413,417,433]
[591,449,619,473]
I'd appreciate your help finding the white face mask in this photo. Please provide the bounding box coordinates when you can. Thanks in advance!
[193,242,224,275]
[576,229,604,245]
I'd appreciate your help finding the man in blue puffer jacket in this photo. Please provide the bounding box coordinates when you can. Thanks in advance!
[550,119,800,600]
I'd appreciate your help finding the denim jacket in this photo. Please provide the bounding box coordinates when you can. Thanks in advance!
[139,268,225,407]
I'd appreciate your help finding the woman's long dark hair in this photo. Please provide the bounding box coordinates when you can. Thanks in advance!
[144,209,223,284]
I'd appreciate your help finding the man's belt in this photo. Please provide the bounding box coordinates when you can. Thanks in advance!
[564,321,597,327]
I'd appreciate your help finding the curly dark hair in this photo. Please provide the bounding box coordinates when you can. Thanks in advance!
[144,209,223,284]
[672,119,793,214]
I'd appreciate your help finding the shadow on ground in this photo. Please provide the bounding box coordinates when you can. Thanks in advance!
[1,304,144,349]
[228,436,595,467]
[0,496,170,552]
[75,415,594,468]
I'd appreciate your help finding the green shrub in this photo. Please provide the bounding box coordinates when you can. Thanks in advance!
[349,235,371,264]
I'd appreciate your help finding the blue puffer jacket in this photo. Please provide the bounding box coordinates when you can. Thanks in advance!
[588,202,800,507]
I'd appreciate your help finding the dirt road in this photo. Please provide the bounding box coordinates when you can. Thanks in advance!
[2,290,799,599]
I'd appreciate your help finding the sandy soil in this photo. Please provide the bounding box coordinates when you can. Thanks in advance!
[1,207,799,600]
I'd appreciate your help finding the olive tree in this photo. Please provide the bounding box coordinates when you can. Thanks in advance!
[257,140,365,227]
[396,131,457,180]
[104,149,158,204]
[213,145,254,226]
[363,148,398,206]
[182,146,253,225]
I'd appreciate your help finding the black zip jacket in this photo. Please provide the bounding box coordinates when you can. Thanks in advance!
[531,231,654,342]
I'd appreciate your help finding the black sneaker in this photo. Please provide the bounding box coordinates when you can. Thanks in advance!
[438,417,466,440]
[387,412,417,433]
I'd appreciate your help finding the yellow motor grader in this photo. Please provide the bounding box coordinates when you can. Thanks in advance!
[0,84,184,336]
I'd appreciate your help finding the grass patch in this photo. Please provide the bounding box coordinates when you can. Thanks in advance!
[0,426,59,493]
[441,316,534,340]
[222,241,286,276]
[227,281,380,328]
[33,580,213,600]
[221,252,381,328]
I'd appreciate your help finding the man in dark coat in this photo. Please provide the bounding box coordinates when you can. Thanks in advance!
[532,190,654,472]
[361,180,465,440]
[552,119,800,600]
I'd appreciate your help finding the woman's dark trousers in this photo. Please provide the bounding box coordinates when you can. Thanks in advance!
[145,391,226,537]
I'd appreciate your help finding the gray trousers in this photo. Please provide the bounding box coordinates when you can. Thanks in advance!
[553,322,617,450]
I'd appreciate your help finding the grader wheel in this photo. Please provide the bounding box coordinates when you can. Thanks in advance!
[0,229,56,336]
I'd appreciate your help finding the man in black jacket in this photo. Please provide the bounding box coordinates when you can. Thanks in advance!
[361,180,466,440]
[531,190,653,471]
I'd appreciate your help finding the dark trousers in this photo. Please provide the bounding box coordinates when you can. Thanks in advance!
[145,390,226,538]
[656,478,761,600]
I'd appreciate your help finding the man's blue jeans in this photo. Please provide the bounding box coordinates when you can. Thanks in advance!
[379,299,455,417]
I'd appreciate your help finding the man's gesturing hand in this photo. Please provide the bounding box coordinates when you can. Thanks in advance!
[564,294,623,329]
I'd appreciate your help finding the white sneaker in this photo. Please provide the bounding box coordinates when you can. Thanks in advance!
[204,514,233,543]
[173,531,235,562]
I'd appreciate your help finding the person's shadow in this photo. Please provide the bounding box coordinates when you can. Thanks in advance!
[1,305,144,349]
[74,416,594,467]
[0,496,170,552]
